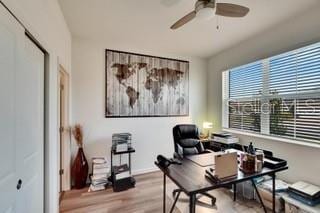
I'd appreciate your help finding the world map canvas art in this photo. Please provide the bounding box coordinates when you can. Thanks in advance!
[105,49,189,117]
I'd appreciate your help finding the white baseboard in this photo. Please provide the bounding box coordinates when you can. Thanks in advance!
[132,167,160,176]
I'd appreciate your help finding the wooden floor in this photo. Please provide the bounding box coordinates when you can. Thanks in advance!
[60,171,263,213]
[60,172,179,213]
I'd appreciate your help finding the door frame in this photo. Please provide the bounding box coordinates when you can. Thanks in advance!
[58,65,71,192]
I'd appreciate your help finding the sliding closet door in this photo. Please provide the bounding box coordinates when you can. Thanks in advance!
[15,36,44,213]
[0,4,25,213]
[0,4,44,213]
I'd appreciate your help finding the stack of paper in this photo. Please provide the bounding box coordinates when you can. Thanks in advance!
[212,133,239,144]
[114,164,131,180]
[88,158,110,192]
[116,143,128,152]
[112,133,132,152]
[288,181,320,206]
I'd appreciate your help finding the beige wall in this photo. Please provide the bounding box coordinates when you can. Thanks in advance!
[1,0,72,212]
[207,5,320,185]
[71,37,208,175]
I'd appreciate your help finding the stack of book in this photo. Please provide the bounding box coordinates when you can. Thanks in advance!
[88,158,110,192]
[288,181,320,206]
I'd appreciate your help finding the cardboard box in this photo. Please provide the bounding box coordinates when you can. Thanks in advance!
[257,187,284,213]
[285,202,309,213]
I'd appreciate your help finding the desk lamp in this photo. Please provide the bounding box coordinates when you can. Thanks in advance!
[203,122,213,139]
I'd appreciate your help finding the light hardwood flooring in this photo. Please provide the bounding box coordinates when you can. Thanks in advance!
[60,171,264,213]
[60,171,179,213]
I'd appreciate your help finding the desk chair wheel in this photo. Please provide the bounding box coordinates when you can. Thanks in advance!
[200,192,216,206]
[211,197,216,206]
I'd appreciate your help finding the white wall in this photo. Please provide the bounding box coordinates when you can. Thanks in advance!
[208,5,320,185]
[1,0,72,212]
[72,37,208,175]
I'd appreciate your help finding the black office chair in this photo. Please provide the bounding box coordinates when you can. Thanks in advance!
[172,124,216,206]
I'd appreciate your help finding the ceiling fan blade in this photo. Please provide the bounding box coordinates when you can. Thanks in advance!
[216,3,249,18]
[170,11,196,30]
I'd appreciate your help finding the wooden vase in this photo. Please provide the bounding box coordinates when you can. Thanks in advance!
[71,147,89,189]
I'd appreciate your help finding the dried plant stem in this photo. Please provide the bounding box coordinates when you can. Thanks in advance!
[72,124,83,148]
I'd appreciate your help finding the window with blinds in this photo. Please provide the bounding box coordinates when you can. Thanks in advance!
[229,100,261,132]
[296,98,320,141]
[223,42,320,145]
[229,61,263,99]
[270,99,295,137]
[269,53,297,95]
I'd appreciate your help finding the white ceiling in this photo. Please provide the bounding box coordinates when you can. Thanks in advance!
[59,0,320,58]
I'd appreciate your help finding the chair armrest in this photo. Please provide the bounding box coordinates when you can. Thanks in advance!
[173,152,183,159]
[203,149,215,153]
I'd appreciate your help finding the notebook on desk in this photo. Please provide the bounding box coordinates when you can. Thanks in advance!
[186,149,239,167]
[186,153,215,167]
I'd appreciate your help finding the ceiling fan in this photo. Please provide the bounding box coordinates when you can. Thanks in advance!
[170,0,249,30]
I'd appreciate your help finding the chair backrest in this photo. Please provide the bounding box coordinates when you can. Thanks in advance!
[172,124,204,156]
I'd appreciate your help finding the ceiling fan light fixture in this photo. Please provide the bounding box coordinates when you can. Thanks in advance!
[196,7,215,20]
[170,0,249,30]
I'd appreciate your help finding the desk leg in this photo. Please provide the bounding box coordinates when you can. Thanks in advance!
[251,179,267,213]
[233,184,237,201]
[272,173,276,213]
[163,173,166,213]
[169,191,181,213]
[129,153,131,175]
[189,194,196,213]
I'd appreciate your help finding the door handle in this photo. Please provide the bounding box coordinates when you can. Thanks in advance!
[16,179,22,190]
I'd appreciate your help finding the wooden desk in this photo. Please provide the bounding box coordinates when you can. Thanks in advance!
[155,151,288,213]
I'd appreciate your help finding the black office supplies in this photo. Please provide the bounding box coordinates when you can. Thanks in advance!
[156,155,181,168]
[205,168,220,183]
[171,158,182,165]
[247,142,255,155]
[264,156,287,169]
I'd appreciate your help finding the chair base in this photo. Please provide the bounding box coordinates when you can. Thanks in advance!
[172,189,216,206]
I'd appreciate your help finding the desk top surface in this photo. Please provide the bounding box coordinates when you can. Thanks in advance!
[156,151,288,195]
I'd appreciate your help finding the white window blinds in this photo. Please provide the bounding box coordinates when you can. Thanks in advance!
[269,53,297,95]
[223,41,320,145]
[229,100,261,132]
[269,43,320,96]
[297,45,320,94]
[295,98,320,141]
[229,61,263,99]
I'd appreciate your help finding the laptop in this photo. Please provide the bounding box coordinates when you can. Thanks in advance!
[214,152,238,179]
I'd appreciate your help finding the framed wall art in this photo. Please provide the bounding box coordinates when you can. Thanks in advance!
[105,49,189,117]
